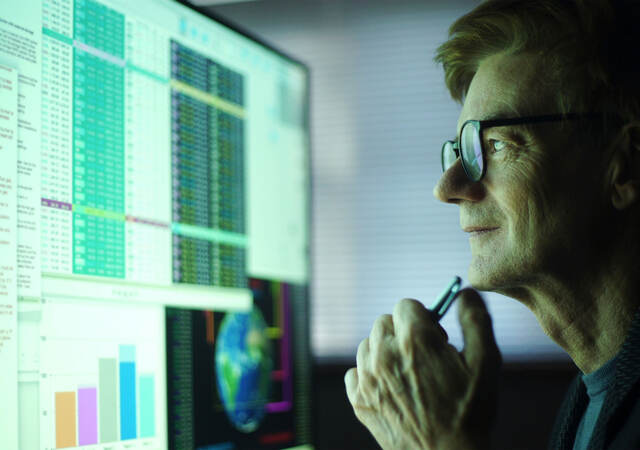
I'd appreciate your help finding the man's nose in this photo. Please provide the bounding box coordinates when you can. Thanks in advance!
[433,158,484,204]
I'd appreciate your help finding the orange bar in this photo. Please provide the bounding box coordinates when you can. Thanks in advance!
[205,310,215,344]
[55,391,76,448]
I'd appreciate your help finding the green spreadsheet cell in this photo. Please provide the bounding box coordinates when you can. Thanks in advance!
[73,48,125,213]
[42,27,74,45]
[73,212,125,278]
[72,29,126,281]
[74,0,124,58]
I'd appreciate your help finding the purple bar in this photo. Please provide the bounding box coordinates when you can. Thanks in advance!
[41,197,72,211]
[78,387,98,445]
[283,284,293,403]
[266,401,292,413]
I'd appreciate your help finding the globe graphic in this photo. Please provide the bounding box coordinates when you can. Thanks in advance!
[215,306,273,433]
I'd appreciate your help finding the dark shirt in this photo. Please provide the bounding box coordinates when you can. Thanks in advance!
[572,356,618,450]
[548,307,640,450]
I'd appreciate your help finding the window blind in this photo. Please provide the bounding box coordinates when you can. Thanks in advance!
[210,0,571,363]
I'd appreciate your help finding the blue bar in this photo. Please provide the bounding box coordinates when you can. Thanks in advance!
[119,345,137,440]
[139,375,155,437]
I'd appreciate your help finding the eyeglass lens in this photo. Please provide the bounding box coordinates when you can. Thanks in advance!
[460,122,483,181]
[441,122,484,181]
[441,141,457,172]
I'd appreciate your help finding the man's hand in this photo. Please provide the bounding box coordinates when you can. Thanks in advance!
[344,288,501,450]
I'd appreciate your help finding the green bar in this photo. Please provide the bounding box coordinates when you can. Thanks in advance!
[42,27,73,45]
[172,223,248,247]
[98,358,118,443]
[73,205,125,221]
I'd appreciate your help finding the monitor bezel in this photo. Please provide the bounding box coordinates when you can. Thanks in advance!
[173,0,310,73]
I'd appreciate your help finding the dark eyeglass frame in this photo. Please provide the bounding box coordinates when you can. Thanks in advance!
[441,113,600,182]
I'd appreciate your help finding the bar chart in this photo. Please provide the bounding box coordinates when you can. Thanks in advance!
[39,298,167,449]
[52,344,157,447]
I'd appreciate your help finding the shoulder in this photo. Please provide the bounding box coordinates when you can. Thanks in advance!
[606,382,640,450]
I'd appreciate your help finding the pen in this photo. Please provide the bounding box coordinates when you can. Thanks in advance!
[429,276,462,321]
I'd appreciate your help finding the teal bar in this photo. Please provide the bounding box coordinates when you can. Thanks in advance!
[172,223,248,247]
[139,375,155,437]
[119,344,135,363]
[126,62,169,84]
[42,27,73,45]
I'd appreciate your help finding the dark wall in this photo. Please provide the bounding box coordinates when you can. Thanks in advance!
[312,363,577,450]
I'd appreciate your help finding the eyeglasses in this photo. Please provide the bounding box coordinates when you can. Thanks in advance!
[441,113,598,182]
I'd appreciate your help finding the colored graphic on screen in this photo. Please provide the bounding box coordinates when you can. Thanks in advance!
[166,278,307,449]
[38,299,167,449]
[215,306,273,432]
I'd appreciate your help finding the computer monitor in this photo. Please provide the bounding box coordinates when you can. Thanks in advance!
[0,0,311,448]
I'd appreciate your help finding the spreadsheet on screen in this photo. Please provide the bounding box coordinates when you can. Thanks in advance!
[0,0,312,448]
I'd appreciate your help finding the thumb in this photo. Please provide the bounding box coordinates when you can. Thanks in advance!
[457,288,501,374]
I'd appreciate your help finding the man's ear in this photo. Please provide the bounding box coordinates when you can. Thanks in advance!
[608,123,640,211]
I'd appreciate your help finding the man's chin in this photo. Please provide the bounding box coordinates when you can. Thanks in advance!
[467,258,503,292]
[468,256,530,298]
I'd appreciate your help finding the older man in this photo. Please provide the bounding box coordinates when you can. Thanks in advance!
[345,1,640,449]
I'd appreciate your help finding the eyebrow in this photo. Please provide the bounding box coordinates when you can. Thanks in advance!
[479,113,509,122]
[483,124,532,146]
[479,109,527,122]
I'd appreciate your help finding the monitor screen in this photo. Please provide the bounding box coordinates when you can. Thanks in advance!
[0,0,312,448]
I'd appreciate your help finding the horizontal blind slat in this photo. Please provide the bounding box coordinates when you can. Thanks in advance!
[212,0,567,363]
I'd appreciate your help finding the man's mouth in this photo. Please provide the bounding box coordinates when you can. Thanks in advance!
[463,226,500,236]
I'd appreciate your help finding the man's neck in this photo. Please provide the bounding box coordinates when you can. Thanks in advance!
[498,258,639,374]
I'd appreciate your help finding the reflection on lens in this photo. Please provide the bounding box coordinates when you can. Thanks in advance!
[461,123,483,181]
[441,141,457,172]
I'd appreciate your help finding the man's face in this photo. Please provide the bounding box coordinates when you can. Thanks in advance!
[433,52,607,295]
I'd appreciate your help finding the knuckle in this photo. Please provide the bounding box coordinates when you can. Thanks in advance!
[372,347,396,373]
[400,297,420,310]
[372,314,393,334]
[464,307,489,325]
[344,367,356,383]
[393,299,424,331]
[397,328,416,355]
[357,337,369,357]
[352,403,370,422]
[393,297,416,315]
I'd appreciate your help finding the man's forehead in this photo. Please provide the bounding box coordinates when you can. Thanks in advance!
[457,52,547,132]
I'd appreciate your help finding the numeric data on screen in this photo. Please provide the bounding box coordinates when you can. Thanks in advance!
[6,0,312,447]
[170,40,246,288]
[39,0,254,289]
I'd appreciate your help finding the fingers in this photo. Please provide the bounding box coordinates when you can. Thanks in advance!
[369,314,393,359]
[457,288,501,373]
[344,367,359,405]
[370,314,394,343]
[393,298,445,354]
[356,337,370,371]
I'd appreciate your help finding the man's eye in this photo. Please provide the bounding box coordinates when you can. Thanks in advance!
[489,139,508,153]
